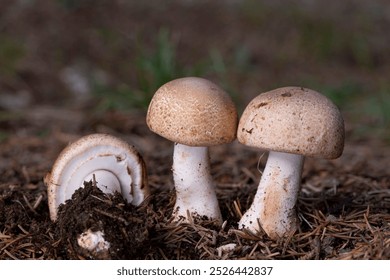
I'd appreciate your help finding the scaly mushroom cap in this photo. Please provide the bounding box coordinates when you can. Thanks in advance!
[238,87,345,159]
[146,77,238,146]
[45,133,148,221]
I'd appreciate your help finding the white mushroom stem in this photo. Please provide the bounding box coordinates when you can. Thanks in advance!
[172,143,222,224]
[238,151,304,239]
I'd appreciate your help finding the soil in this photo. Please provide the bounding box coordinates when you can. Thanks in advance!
[1,0,390,260]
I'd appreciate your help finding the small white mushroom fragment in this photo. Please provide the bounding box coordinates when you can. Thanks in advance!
[77,229,110,253]
[217,243,237,257]
[237,87,345,239]
[45,133,149,221]
[146,77,238,224]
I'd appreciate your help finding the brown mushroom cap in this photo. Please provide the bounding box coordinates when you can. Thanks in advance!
[237,87,345,159]
[146,77,238,146]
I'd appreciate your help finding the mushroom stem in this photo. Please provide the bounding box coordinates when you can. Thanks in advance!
[172,143,222,223]
[238,151,304,239]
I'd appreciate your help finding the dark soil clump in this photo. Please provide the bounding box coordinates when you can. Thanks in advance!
[54,182,152,259]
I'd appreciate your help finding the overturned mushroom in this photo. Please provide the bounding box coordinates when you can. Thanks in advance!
[45,133,149,221]
[237,87,345,239]
[147,77,238,224]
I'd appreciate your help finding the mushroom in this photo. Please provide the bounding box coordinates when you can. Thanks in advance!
[45,133,149,221]
[146,77,238,224]
[237,86,345,239]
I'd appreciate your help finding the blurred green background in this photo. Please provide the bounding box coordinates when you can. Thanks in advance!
[0,0,389,141]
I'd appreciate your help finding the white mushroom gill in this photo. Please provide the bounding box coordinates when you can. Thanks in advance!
[61,147,133,203]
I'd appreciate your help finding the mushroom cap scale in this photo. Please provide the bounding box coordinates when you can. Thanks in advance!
[237,87,345,159]
[45,133,148,221]
[146,77,238,147]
